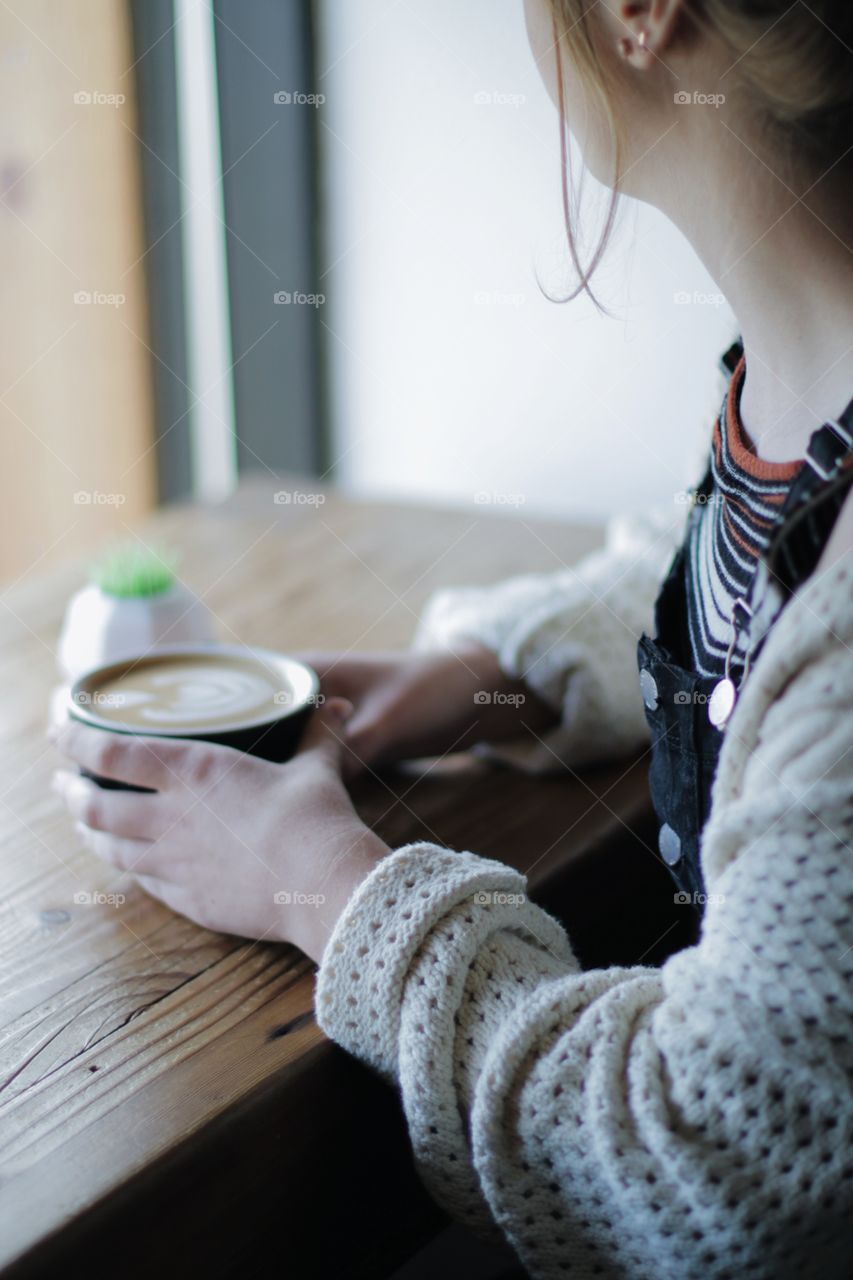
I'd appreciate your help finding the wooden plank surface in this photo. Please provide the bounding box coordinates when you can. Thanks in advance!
[0,479,656,1278]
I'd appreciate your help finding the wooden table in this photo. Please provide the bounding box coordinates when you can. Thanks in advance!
[0,479,678,1280]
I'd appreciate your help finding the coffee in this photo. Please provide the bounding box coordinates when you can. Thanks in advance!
[69,645,320,782]
[90,652,289,733]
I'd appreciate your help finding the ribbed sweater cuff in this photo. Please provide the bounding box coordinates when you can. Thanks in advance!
[315,842,533,1081]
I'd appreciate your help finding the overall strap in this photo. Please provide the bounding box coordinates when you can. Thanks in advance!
[762,400,853,600]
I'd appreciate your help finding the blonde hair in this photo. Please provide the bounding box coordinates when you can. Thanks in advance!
[549,0,853,303]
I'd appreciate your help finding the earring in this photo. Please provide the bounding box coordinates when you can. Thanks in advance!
[617,36,632,58]
[638,29,650,51]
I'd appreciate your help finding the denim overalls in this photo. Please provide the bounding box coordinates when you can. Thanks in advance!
[636,340,853,915]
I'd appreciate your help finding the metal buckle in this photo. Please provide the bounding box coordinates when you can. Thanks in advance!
[727,598,753,682]
[805,419,853,482]
[718,338,744,377]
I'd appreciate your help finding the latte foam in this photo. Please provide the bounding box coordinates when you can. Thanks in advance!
[82,652,294,733]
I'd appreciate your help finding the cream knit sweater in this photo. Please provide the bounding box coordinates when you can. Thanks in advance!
[315,510,853,1280]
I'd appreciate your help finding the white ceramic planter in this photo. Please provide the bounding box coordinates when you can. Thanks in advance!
[58,581,217,682]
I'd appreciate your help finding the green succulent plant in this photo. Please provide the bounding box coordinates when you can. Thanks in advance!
[90,543,180,599]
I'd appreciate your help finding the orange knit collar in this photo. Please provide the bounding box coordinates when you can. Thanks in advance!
[724,354,804,483]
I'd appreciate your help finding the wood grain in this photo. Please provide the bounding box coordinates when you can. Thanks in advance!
[0,479,663,1278]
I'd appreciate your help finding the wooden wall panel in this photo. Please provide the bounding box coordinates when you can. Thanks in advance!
[0,0,156,583]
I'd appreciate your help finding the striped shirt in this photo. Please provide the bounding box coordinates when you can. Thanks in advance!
[684,354,804,678]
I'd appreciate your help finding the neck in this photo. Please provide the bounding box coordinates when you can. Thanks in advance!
[650,128,853,462]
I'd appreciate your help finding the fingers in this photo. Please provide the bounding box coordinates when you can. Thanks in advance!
[73,820,170,876]
[49,719,182,790]
[339,706,385,769]
[296,697,353,766]
[334,711,382,780]
[53,769,171,840]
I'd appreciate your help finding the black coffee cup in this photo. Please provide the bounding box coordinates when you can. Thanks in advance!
[67,644,321,790]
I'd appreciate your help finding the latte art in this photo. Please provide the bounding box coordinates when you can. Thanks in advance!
[89,654,295,733]
[103,666,285,726]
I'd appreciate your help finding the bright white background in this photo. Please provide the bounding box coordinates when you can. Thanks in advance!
[316,0,738,522]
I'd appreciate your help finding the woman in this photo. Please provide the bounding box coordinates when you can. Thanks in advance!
[52,1,853,1275]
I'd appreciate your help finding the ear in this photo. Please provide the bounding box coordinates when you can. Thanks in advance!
[612,0,684,70]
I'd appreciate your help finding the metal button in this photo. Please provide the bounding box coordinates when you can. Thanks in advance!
[708,677,736,729]
[659,823,682,866]
[639,668,659,711]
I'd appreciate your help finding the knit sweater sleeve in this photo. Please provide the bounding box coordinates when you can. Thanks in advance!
[411,504,688,772]
[316,566,853,1280]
